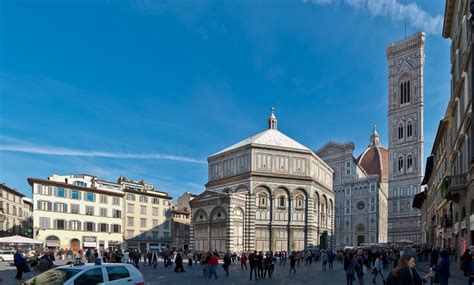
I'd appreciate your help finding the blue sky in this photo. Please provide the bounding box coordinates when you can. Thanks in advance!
[0,0,449,199]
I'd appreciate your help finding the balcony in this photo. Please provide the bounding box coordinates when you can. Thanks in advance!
[442,174,467,202]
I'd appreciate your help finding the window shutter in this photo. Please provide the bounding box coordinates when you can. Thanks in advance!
[37,201,42,210]
[53,219,57,229]
[48,202,53,211]
[64,204,68,213]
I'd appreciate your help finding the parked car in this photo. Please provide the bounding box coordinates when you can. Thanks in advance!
[0,249,15,262]
[22,263,144,285]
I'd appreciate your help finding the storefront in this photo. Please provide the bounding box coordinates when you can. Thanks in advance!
[83,236,98,249]
[45,235,60,248]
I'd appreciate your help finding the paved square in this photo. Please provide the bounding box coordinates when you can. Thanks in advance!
[0,259,467,285]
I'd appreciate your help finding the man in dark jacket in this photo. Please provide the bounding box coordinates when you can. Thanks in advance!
[14,250,26,280]
[223,252,231,276]
[431,249,450,285]
[249,251,258,280]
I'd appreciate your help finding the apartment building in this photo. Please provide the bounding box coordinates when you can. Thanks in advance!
[171,192,197,251]
[416,0,473,253]
[119,177,173,252]
[0,183,33,237]
[29,174,124,251]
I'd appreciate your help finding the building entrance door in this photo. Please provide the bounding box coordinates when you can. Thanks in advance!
[357,235,365,246]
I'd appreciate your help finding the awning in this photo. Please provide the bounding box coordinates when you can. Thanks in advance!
[0,235,42,244]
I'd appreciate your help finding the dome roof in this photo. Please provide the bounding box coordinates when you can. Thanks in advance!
[211,129,311,157]
[357,146,388,180]
[356,125,388,180]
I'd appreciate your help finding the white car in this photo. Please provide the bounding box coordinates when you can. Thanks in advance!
[22,263,144,285]
[0,249,15,262]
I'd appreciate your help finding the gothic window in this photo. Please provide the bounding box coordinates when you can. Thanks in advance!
[407,123,413,137]
[403,82,407,103]
[398,126,404,139]
[278,196,285,208]
[398,157,404,172]
[400,83,403,104]
[407,81,411,102]
[400,80,411,104]
[407,155,413,170]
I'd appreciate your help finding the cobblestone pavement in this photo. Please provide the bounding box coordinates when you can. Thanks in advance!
[0,260,468,285]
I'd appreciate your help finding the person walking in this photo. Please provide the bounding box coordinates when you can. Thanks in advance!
[207,252,219,279]
[372,254,386,284]
[289,251,297,273]
[328,250,335,270]
[223,252,231,276]
[257,251,264,279]
[345,253,356,285]
[174,252,185,273]
[321,250,328,271]
[201,252,210,277]
[430,249,450,285]
[240,252,248,271]
[249,251,259,280]
[355,250,365,285]
[151,250,158,269]
[386,255,422,285]
[14,250,26,280]
[264,252,274,279]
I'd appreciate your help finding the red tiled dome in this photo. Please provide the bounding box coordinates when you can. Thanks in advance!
[357,146,389,181]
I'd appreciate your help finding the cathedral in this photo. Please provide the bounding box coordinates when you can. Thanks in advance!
[317,127,389,246]
[190,109,335,253]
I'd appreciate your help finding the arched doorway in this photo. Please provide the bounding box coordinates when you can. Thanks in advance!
[356,223,365,245]
[45,235,60,248]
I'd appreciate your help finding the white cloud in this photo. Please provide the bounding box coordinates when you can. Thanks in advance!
[0,138,206,164]
[306,0,443,35]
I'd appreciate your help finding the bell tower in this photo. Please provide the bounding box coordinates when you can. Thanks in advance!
[386,32,425,243]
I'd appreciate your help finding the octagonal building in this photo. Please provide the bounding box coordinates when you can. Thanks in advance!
[190,109,335,253]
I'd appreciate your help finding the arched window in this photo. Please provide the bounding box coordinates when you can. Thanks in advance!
[407,123,413,137]
[258,194,267,208]
[398,157,404,172]
[407,81,411,102]
[279,196,285,207]
[398,126,404,139]
[407,155,413,170]
[400,83,404,104]
[403,82,407,103]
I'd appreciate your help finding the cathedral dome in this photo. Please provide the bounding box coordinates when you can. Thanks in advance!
[356,125,389,181]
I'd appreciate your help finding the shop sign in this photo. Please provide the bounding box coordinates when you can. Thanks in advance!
[46,241,60,247]
[470,215,474,229]
[454,223,459,235]
[83,236,97,248]
[461,220,467,230]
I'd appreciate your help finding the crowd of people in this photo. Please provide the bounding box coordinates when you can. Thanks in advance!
[10,244,474,284]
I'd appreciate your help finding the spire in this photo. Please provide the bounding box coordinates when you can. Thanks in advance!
[369,124,381,147]
[268,107,278,130]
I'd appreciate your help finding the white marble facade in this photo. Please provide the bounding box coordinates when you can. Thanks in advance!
[317,128,389,247]
[190,110,335,253]
[386,33,425,243]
